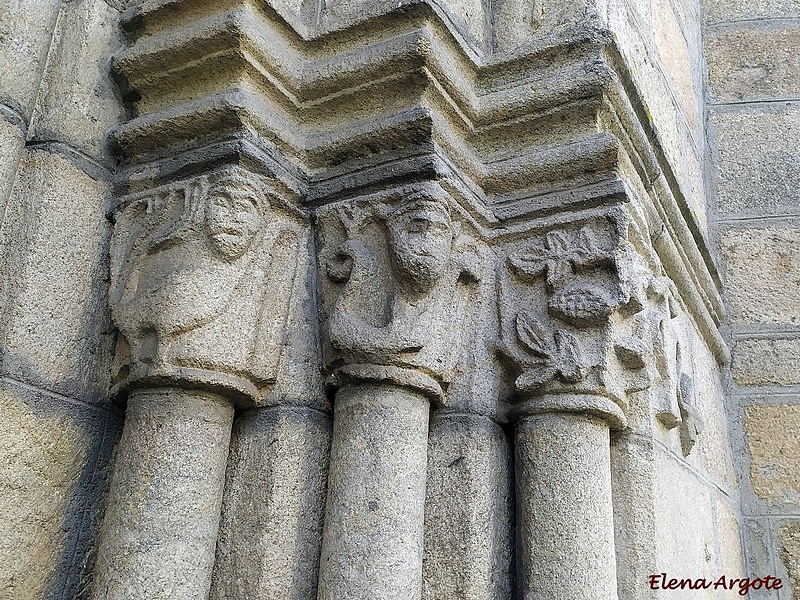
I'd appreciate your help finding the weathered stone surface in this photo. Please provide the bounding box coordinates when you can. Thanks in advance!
[742,518,780,600]
[745,404,800,506]
[516,413,616,600]
[709,105,800,216]
[0,0,62,122]
[778,521,800,600]
[714,498,746,583]
[29,0,124,160]
[733,338,800,386]
[653,448,718,588]
[317,384,428,600]
[211,406,330,600]
[721,228,800,325]
[109,169,305,406]
[0,115,24,211]
[422,413,513,600]
[704,0,800,23]
[706,26,800,103]
[0,380,120,600]
[92,388,233,600]
[0,149,114,403]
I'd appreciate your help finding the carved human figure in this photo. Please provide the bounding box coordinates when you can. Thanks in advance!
[205,182,263,260]
[323,192,467,384]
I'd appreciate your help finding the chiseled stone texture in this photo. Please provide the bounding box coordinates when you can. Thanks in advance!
[706,25,800,103]
[721,228,800,325]
[0,149,114,403]
[0,115,24,209]
[745,404,800,507]
[28,0,124,160]
[0,381,120,600]
[704,0,800,23]
[211,406,331,600]
[93,388,234,600]
[422,413,513,600]
[0,0,62,122]
[779,521,800,600]
[732,338,800,386]
[709,104,800,216]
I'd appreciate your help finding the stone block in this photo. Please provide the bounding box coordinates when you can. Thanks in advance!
[422,413,513,600]
[721,228,800,325]
[211,406,331,600]
[704,0,800,23]
[742,518,781,600]
[709,104,800,216]
[0,0,62,122]
[745,404,800,507]
[733,338,800,386]
[653,448,719,589]
[0,149,114,403]
[29,0,124,160]
[0,380,120,600]
[778,520,800,600]
[713,498,746,583]
[0,115,24,211]
[652,0,702,133]
[706,26,800,103]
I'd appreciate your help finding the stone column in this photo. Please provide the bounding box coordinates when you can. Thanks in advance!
[315,184,481,599]
[498,214,667,600]
[318,383,429,600]
[94,169,304,599]
[93,388,233,599]
[514,400,618,600]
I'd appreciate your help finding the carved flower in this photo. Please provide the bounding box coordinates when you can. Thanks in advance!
[508,226,612,288]
[548,285,615,327]
[513,311,588,392]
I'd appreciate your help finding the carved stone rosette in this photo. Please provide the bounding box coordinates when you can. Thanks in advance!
[315,182,480,600]
[498,207,673,600]
[93,167,304,599]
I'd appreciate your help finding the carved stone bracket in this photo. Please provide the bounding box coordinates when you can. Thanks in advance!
[109,167,304,407]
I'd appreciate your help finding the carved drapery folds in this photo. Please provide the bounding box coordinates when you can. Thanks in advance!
[109,168,302,406]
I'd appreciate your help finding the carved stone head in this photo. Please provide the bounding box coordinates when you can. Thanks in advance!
[385,194,453,293]
[205,177,265,260]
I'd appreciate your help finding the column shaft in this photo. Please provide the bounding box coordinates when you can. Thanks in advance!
[93,387,234,600]
[317,383,429,600]
[515,411,618,600]
[211,406,331,600]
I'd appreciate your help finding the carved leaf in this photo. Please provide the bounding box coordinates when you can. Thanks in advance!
[554,330,587,382]
[548,285,615,327]
[515,311,553,359]
[516,366,558,392]
[508,245,549,280]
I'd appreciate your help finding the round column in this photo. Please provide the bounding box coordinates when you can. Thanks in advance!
[317,383,429,600]
[92,387,234,600]
[515,402,618,600]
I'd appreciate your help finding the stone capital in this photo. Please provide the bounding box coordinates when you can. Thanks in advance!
[316,183,482,401]
[109,167,304,407]
[498,208,680,429]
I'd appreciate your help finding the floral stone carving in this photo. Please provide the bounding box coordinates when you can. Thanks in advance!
[109,168,303,405]
[499,210,672,428]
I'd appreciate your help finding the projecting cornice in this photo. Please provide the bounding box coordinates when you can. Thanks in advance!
[110,0,727,364]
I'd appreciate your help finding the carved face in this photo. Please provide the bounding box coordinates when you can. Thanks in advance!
[387,202,452,291]
[205,189,262,260]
